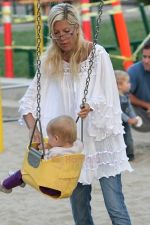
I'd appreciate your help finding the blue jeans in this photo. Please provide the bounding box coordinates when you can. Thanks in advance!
[70,174,131,225]
[123,122,134,158]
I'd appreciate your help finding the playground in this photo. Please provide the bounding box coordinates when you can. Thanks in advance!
[0,121,150,224]
[0,0,150,224]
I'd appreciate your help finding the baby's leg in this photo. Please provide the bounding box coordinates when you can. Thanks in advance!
[2,170,23,189]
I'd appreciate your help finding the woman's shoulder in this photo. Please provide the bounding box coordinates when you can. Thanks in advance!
[87,42,106,52]
[95,44,107,54]
[89,43,108,58]
[80,42,108,64]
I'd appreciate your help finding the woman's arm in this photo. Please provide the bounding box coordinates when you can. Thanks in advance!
[19,75,42,143]
[23,113,41,143]
[85,46,124,140]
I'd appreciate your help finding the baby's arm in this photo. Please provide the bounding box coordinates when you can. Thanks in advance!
[122,111,138,125]
[121,112,129,123]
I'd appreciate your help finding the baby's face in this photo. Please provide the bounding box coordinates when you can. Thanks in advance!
[119,80,131,94]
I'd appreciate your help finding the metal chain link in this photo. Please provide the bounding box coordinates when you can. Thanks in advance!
[36,0,42,120]
[81,0,104,107]
[28,0,45,153]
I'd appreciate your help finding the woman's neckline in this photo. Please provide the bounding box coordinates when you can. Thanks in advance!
[63,42,94,65]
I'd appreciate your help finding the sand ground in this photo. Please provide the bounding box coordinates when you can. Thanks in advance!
[0,121,150,225]
[1,2,150,224]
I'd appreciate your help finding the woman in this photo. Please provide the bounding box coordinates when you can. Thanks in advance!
[19,3,133,225]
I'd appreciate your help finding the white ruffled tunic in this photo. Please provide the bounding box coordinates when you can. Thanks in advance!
[19,44,133,184]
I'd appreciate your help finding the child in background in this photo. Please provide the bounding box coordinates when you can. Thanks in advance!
[0,115,83,195]
[115,70,141,161]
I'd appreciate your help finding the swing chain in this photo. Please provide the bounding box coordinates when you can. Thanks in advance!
[81,0,104,107]
[36,0,42,120]
[29,0,45,153]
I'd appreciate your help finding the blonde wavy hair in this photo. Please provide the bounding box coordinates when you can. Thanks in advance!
[41,3,89,78]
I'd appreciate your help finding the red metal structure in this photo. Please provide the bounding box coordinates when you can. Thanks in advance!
[111,0,133,69]
[80,0,92,41]
[3,1,14,78]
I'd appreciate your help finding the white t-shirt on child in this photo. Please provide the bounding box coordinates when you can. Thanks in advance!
[43,140,83,160]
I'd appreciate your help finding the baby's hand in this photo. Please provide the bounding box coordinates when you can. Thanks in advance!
[128,118,138,125]
[38,143,49,150]
[38,143,52,150]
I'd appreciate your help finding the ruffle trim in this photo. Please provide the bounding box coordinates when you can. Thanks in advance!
[84,149,128,169]
[79,156,133,185]
[88,97,124,141]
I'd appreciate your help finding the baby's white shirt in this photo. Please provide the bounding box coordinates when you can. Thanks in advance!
[43,139,83,160]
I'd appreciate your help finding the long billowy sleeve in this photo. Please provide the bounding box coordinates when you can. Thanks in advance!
[18,75,37,120]
[87,47,124,141]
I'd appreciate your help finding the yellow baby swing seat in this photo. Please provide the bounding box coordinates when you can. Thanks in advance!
[21,142,85,199]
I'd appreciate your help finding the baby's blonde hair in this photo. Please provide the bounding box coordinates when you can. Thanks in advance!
[47,115,77,144]
[115,70,129,86]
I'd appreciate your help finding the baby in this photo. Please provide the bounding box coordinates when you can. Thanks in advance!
[0,115,83,195]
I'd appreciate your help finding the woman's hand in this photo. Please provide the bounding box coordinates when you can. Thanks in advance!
[29,127,41,144]
[23,113,42,144]
[78,103,92,119]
